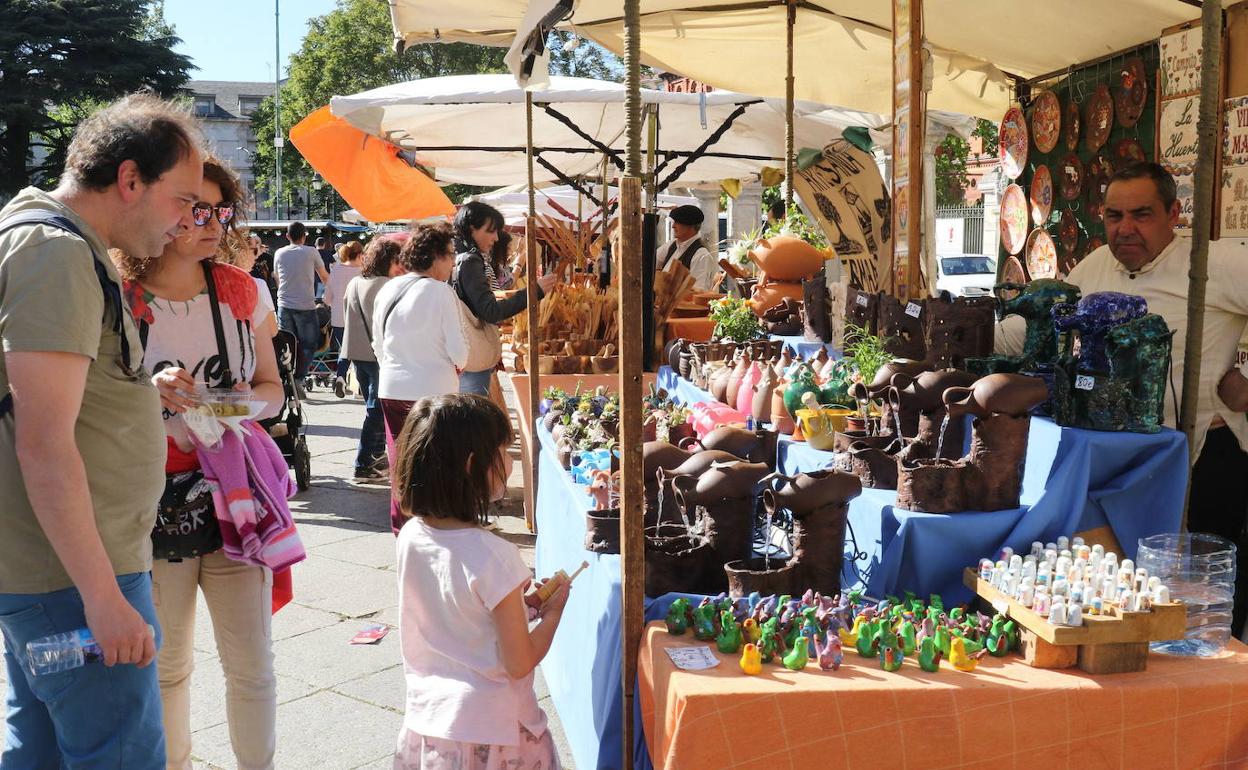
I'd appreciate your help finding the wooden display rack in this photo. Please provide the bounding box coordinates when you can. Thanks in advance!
[962,568,1187,674]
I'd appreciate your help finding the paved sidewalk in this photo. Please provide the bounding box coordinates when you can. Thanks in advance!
[0,381,575,769]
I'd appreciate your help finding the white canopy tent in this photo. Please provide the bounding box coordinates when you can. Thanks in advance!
[472,183,697,225]
[329,74,958,189]
[386,0,1207,119]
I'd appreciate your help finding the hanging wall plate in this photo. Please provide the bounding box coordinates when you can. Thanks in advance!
[1063,97,1081,151]
[1001,254,1027,286]
[1025,228,1058,280]
[1030,164,1054,224]
[1059,209,1081,254]
[1114,56,1147,128]
[1086,85,1114,151]
[1059,152,1085,200]
[1000,183,1029,255]
[1031,91,1061,154]
[999,106,1029,180]
[1114,137,1148,165]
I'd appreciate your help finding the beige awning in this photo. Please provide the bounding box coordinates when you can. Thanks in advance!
[388,0,1205,119]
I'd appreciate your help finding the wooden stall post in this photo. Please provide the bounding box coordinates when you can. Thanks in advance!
[619,2,644,767]
[1180,0,1226,528]
[525,92,541,532]
[892,0,926,300]
[784,0,796,209]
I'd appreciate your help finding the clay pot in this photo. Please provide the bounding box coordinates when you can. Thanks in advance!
[845,287,879,334]
[735,361,763,416]
[542,408,563,433]
[643,441,694,499]
[774,349,794,379]
[646,524,718,596]
[750,364,776,423]
[590,356,618,374]
[762,296,802,322]
[895,458,968,513]
[944,373,1049,419]
[770,383,795,434]
[678,350,695,380]
[725,353,752,409]
[763,483,856,596]
[748,235,826,281]
[766,469,863,518]
[550,421,567,445]
[709,363,733,404]
[672,461,770,566]
[848,439,904,489]
[750,281,805,315]
[682,426,778,467]
[664,338,686,373]
[671,460,770,504]
[802,267,831,343]
[557,442,574,470]
[668,421,696,446]
[585,508,621,553]
[725,557,800,598]
[866,359,931,398]
[818,356,840,383]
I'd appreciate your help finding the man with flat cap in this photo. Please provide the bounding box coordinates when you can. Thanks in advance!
[657,204,716,291]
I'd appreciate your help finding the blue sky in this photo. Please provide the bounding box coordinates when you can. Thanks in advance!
[166,0,339,83]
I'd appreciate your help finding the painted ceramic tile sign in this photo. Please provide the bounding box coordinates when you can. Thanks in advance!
[1160,26,1202,98]
[1223,96,1248,238]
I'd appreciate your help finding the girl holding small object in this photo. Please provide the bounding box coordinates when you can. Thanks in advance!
[391,393,569,769]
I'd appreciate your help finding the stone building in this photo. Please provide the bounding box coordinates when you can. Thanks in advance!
[186,80,276,219]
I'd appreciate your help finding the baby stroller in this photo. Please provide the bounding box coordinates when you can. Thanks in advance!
[261,329,312,491]
[305,302,337,391]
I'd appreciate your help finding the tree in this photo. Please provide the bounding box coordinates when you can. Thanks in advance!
[546,31,624,82]
[0,0,192,198]
[934,118,999,207]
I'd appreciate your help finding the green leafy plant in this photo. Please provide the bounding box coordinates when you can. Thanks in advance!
[766,206,828,250]
[727,226,766,266]
[708,296,762,343]
[842,323,894,385]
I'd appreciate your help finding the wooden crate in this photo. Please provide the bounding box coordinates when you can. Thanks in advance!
[962,568,1187,673]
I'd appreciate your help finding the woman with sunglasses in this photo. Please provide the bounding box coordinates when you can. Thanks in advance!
[114,156,283,770]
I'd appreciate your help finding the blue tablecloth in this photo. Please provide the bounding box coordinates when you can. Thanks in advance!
[656,365,717,406]
[777,418,1189,603]
[769,333,839,359]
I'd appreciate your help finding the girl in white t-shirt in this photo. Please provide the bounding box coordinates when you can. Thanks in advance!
[391,394,569,769]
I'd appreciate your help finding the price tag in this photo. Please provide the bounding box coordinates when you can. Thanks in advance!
[855,294,869,307]
[1075,374,1096,391]
[665,645,721,670]
[905,301,922,318]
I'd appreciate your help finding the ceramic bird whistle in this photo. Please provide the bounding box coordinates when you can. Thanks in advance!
[537,561,588,602]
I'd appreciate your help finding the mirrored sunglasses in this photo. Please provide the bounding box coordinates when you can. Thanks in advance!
[191,203,234,227]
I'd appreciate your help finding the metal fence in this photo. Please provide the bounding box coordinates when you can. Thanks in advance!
[935,205,985,254]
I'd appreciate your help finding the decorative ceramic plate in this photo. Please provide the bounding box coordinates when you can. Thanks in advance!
[1086,85,1114,151]
[1001,255,1027,288]
[1031,91,1061,154]
[1114,56,1147,128]
[1059,152,1084,200]
[1088,152,1114,180]
[1059,209,1080,254]
[1029,165,1054,224]
[1086,161,1112,220]
[1025,228,1058,280]
[1115,138,1147,165]
[1000,183,1029,255]
[1084,236,1106,259]
[1063,98,1081,151]
[1057,252,1080,280]
[999,106,1029,180]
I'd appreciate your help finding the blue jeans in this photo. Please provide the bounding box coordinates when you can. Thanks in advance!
[0,572,165,770]
[278,307,320,381]
[331,327,350,378]
[458,368,494,397]
[353,360,385,472]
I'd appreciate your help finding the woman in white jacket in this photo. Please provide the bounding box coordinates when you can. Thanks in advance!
[371,223,468,532]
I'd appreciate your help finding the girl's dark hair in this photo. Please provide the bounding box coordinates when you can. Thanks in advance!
[360,233,408,278]
[397,222,454,272]
[393,394,514,525]
[453,200,504,254]
[491,229,512,275]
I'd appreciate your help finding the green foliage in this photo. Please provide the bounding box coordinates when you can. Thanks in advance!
[545,31,624,82]
[842,323,894,385]
[934,118,998,207]
[0,0,192,197]
[766,205,828,250]
[708,296,762,343]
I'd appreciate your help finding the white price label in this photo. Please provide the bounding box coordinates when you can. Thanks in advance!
[855,294,869,307]
[905,301,922,318]
[1075,374,1096,391]
[664,645,721,670]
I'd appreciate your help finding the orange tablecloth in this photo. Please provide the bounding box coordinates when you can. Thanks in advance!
[665,317,715,344]
[639,622,1248,769]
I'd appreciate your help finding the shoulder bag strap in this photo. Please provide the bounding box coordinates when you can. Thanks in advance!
[201,262,236,388]
[352,285,374,345]
[379,275,430,339]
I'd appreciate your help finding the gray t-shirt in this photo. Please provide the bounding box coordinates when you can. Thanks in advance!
[274,243,321,311]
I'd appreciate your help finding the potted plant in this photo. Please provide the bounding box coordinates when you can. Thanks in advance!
[842,323,894,428]
[708,296,762,343]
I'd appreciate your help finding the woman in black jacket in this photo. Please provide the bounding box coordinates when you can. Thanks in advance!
[452,201,557,395]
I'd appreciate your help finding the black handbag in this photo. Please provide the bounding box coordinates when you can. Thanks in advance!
[150,263,234,561]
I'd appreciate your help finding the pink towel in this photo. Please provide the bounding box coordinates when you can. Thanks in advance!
[194,424,306,572]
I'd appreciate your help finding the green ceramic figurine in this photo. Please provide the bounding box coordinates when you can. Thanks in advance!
[877,629,904,671]
[692,602,717,641]
[716,610,743,654]
[759,618,782,663]
[665,598,690,635]
[782,635,809,670]
[918,636,942,673]
[855,618,881,658]
[899,620,917,656]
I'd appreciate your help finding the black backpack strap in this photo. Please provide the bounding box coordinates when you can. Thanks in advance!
[201,262,236,388]
[0,210,136,419]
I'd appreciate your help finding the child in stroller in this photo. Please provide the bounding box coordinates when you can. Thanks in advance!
[262,329,312,490]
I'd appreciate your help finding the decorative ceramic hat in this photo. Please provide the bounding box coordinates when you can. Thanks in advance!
[669,204,704,226]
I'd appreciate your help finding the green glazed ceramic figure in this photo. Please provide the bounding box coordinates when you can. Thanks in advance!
[693,603,717,641]
[716,610,743,654]
[855,619,881,658]
[783,635,809,671]
[783,362,822,419]
[877,630,904,671]
[759,618,781,663]
[665,598,690,635]
[934,624,951,658]
[918,636,942,673]
[985,615,1009,657]
[899,621,917,656]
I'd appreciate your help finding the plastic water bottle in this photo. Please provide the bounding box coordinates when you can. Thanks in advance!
[25,624,155,676]
[1137,533,1236,658]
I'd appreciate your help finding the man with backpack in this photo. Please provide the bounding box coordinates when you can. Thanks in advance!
[0,93,204,769]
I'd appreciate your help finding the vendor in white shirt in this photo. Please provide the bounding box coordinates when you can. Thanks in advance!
[997,163,1248,635]
[657,204,716,291]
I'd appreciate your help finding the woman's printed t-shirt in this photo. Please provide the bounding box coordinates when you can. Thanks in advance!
[124,262,265,471]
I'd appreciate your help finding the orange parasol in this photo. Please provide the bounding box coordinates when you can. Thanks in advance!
[289,106,456,223]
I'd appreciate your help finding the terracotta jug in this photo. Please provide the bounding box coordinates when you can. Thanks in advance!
[750,281,805,315]
[672,461,770,566]
[818,355,840,384]
[725,352,751,407]
[664,337,687,373]
[683,426,778,467]
[766,469,863,518]
[709,362,733,403]
[643,441,694,499]
[748,235,825,281]
[848,439,904,489]
[771,383,795,434]
[774,348,794,379]
[751,364,777,423]
[943,373,1049,419]
[736,361,763,416]
[867,359,931,397]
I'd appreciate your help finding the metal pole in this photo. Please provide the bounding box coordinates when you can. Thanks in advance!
[274,0,283,220]
[619,1,644,768]
[525,92,541,533]
[1179,1,1224,530]
[784,0,796,210]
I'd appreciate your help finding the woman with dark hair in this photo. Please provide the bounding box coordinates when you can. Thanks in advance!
[451,201,556,395]
[342,233,409,483]
[114,155,283,769]
[372,223,468,532]
[491,229,517,290]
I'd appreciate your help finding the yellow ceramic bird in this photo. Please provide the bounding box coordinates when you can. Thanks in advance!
[740,643,763,675]
[839,614,865,647]
[742,617,761,644]
[949,635,980,673]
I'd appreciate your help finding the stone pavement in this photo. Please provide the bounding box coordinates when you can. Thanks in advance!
[0,380,576,769]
